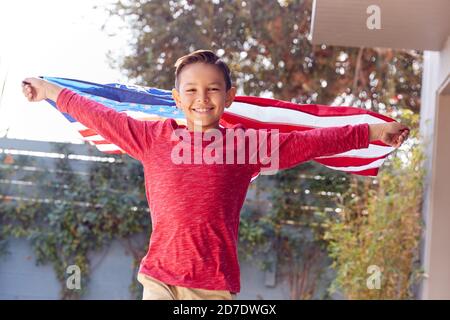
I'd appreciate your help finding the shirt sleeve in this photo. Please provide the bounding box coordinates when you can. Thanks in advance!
[257,123,370,173]
[56,88,158,162]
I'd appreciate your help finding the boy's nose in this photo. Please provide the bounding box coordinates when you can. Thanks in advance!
[196,93,210,103]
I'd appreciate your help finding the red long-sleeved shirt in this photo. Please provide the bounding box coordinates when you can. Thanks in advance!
[56,88,370,293]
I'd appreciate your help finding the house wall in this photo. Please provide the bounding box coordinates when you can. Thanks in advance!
[419,36,450,299]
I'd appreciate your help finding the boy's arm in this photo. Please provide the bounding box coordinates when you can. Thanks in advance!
[260,122,409,171]
[265,124,370,171]
[48,82,156,162]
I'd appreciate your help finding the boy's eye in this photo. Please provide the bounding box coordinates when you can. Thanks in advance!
[186,88,219,92]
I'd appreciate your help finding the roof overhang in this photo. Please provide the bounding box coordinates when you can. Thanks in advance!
[311,0,450,51]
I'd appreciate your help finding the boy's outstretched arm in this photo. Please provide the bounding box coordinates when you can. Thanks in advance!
[21,77,156,162]
[260,122,409,172]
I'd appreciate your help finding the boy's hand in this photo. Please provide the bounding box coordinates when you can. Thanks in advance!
[21,77,48,102]
[21,77,63,102]
[369,122,410,148]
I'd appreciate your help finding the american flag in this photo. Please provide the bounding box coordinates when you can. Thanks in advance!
[42,76,395,177]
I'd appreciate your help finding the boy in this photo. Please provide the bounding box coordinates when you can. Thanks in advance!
[21,50,409,300]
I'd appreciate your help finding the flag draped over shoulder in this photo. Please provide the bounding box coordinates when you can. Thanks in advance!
[41,76,396,177]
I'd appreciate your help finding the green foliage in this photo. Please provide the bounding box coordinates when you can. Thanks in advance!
[0,144,150,299]
[323,111,425,299]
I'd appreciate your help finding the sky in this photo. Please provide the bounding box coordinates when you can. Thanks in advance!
[0,0,131,144]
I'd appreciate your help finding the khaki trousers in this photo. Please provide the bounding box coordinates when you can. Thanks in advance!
[137,273,237,300]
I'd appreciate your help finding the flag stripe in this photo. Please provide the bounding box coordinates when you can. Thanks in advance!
[221,110,391,146]
[314,154,388,167]
[234,96,394,122]
[323,158,386,172]
[229,100,393,126]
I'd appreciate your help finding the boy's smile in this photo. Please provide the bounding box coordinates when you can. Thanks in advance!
[172,62,236,132]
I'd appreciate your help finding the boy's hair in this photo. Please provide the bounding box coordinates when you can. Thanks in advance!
[174,49,232,91]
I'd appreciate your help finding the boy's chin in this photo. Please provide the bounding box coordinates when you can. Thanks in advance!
[190,117,219,124]
[188,119,221,130]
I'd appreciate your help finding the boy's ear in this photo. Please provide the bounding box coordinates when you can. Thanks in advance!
[172,88,181,109]
[225,86,237,108]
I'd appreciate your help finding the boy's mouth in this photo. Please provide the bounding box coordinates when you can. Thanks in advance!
[192,107,214,114]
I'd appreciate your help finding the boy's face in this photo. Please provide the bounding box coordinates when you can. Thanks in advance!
[172,62,236,132]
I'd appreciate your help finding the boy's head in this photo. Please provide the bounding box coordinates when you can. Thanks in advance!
[172,50,236,132]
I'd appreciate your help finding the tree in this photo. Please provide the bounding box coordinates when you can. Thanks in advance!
[324,111,425,299]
